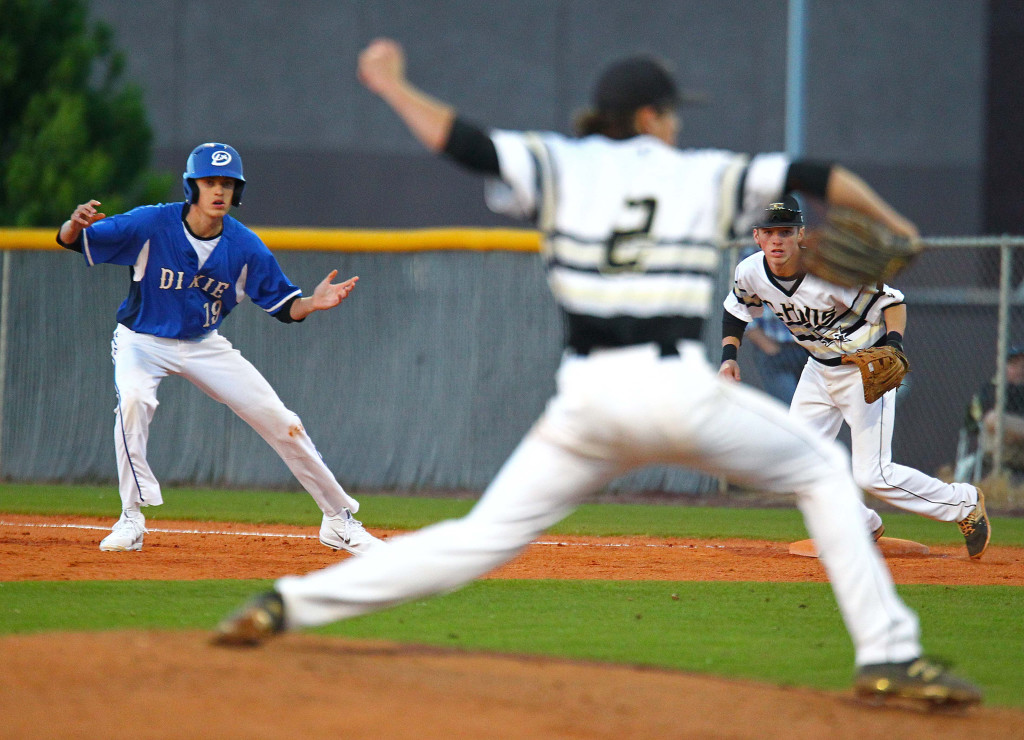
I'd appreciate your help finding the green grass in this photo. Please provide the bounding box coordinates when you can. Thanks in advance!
[0,579,1020,707]
[2,483,1022,707]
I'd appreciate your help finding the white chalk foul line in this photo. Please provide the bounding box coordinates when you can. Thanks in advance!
[0,520,313,539]
[0,520,730,550]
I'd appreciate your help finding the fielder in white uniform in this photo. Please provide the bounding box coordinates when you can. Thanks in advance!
[214,40,980,705]
[720,198,990,559]
[57,143,382,556]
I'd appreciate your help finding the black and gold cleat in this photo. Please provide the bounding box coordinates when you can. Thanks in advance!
[958,489,991,559]
[212,591,286,647]
[854,658,982,709]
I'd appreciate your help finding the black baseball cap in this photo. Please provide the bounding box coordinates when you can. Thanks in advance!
[754,196,805,229]
[593,55,700,112]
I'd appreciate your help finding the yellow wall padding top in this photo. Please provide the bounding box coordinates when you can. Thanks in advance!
[0,227,542,253]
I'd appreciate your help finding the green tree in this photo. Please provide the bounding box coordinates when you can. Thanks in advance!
[0,0,172,226]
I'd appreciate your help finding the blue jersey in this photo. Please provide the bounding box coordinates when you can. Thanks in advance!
[80,202,301,339]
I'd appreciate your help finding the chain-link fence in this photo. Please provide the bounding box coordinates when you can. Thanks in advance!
[720,236,1024,511]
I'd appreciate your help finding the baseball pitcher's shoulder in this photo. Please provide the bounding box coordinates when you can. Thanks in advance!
[495,128,564,148]
[676,145,738,161]
[668,147,748,176]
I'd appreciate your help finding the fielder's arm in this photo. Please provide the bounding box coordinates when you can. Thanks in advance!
[882,303,907,352]
[744,326,782,356]
[719,310,749,382]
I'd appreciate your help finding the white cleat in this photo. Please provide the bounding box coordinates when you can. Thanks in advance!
[99,515,146,552]
[319,509,385,555]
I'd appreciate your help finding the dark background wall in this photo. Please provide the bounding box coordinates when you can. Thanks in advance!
[87,0,990,234]
[986,0,1024,234]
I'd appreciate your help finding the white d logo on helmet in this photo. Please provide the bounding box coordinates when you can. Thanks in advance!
[211,151,232,166]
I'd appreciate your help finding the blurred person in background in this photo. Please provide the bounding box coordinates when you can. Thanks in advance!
[960,345,1024,479]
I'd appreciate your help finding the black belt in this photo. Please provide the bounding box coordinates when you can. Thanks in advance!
[569,342,679,357]
[563,312,700,358]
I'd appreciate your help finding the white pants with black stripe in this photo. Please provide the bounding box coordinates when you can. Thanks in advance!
[791,359,979,530]
[110,324,359,517]
[278,342,921,667]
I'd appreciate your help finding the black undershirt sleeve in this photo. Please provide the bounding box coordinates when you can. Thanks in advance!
[442,116,501,175]
[271,295,303,324]
[55,231,84,253]
[721,309,749,341]
[785,159,833,199]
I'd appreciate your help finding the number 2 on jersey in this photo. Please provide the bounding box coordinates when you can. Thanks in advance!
[605,198,657,272]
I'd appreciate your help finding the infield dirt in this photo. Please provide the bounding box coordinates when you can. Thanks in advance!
[1,514,1022,739]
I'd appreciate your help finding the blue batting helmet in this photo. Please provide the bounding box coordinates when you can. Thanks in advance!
[182,142,246,206]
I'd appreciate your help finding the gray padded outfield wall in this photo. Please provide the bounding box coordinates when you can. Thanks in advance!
[5,247,718,493]
[6,237,1010,493]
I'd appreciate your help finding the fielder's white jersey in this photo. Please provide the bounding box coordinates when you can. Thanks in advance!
[485,130,790,350]
[724,252,904,364]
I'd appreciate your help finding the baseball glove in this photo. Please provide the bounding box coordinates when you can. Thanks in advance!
[842,345,910,404]
[800,208,922,288]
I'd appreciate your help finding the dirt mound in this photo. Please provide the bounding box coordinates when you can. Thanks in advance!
[1,631,1021,740]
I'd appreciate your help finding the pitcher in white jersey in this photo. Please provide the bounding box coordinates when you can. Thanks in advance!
[720,197,991,559]
[57,143,383,556]
[213,39,980,707]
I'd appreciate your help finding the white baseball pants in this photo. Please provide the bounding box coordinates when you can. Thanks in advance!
[278,342,920,667]
[110,324,358,516]
[791,360,979,529]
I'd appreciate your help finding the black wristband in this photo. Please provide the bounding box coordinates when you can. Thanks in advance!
[884,331,904,353]
[721,344,738,363]
[56,229,83,253]
[271,295,304,324]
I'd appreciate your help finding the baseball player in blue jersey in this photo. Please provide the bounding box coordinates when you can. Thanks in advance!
[57,142,383,556]
[213,41,981,706]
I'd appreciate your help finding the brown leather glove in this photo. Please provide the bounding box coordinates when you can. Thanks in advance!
[841,345,910,404]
